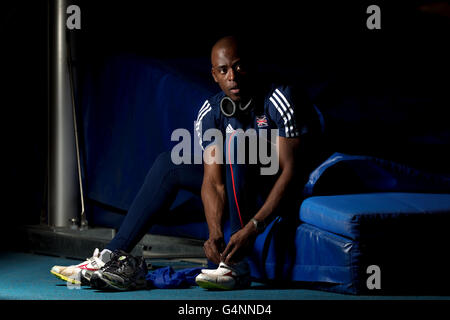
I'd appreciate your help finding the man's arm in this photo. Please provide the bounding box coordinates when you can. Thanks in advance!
[250,136,300,223]
[201,145,226,265]
[222,136,301,264]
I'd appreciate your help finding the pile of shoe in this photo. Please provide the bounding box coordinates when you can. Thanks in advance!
[51,248,252,291]
[50,249,148,291]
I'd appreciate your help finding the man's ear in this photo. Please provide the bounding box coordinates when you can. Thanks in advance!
[211,68,218,83]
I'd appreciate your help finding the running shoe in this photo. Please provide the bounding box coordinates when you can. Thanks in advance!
[50,248,112,285]
[90,250,148,291]
[195,260,251,290]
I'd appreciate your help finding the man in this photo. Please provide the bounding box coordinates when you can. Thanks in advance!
[193,36,320,290]
[50,35,321,291]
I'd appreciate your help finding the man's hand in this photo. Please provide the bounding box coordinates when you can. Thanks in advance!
[203,236,225,265]
[221,222,258,265]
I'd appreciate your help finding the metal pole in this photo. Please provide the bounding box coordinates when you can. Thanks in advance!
[48,0,79,227]
[67,37,88,230]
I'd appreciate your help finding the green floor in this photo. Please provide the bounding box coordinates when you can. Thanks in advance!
[1,251,449,301]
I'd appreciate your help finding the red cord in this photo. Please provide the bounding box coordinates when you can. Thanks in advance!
[228,130,244,228]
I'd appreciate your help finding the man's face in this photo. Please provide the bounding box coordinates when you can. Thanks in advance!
[211,45,251,102]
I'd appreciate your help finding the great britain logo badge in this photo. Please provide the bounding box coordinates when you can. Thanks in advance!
[256,115,269,128]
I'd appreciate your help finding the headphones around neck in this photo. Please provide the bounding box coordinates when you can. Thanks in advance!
[220,96,253,117]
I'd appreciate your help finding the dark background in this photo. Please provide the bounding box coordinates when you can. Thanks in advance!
[1,1,449,241]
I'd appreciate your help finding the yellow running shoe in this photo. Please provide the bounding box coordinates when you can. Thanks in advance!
[50,248,111,285]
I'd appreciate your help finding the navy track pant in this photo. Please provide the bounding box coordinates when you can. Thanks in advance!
[106,131,289,252]
[106,151,278,252]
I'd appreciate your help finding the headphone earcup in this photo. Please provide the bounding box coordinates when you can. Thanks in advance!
[220,96,236,117]
[239,98,253,112]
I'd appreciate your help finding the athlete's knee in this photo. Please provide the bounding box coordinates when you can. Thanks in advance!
[153,151,175,170]
[142,151,177,185]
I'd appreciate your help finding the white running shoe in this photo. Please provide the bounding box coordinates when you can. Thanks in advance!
[50,248,112,285]
[195,261,251,290]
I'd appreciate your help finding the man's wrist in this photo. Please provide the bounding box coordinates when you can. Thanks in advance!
[249,217,266,234]
[209,229,224,240]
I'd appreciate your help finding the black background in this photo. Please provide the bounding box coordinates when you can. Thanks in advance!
[1,1,449,239]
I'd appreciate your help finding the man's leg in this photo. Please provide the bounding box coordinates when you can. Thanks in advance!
[224,131,277,236]
[51,151,204,286]
[196,132,280,290]
[106,151,204,253]
[224,156,265,236]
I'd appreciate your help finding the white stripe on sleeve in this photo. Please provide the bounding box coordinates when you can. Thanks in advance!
[269,96,290,137]
[198,100,209,113]
[273,91,297,136]
[196,101,210,121]
[195,103,212,150]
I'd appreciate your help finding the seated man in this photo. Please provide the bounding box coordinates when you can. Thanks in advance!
[50,35,322,291]
[193,36,321,289]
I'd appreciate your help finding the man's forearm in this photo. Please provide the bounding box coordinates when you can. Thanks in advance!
[201,180,226,239]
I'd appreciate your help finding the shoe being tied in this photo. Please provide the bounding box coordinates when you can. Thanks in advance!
[195,261,251,290]
[90,250,148,291]
[50,248,112,285]
[89,250,123,290]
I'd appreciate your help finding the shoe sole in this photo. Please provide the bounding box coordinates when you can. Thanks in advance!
[196,279,235,290]
[99,273,147,291]
[50,270,81,285]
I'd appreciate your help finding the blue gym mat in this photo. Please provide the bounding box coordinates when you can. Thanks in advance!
[0,251,448,300]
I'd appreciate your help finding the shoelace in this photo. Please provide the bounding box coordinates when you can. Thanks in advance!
[82,249,100,263]
[218,262,250,277]
[88,257,103,268]
[81,251,104,268]
[101,250,131,272]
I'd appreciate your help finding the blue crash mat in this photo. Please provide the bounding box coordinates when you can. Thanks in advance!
[299,192,450,240]
[247,218,360,294]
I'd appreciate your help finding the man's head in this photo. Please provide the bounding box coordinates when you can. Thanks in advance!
[211,36,254,102]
